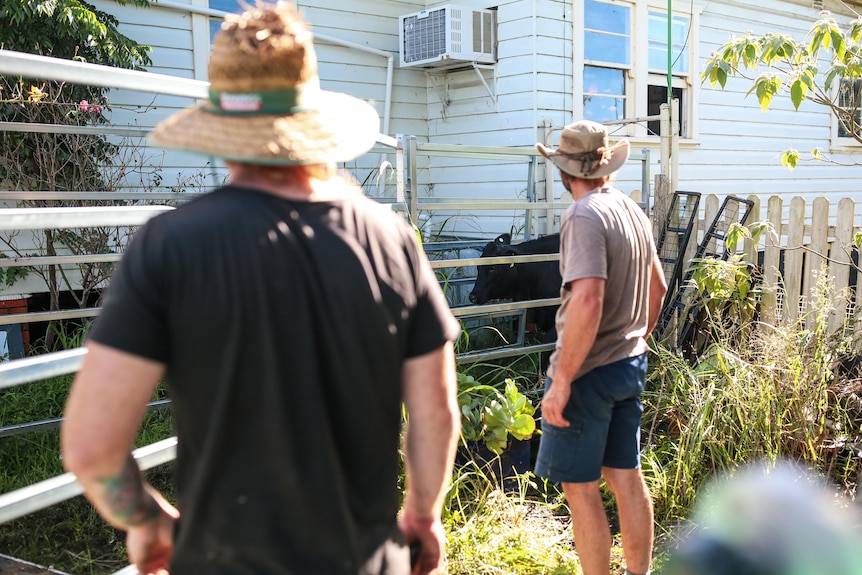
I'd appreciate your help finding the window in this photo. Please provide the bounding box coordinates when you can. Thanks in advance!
[578,0,698,139]
[647,80,684,137]
[835,78,862,145]
[646,9,689,137]
[209,0,240,42]
[583,1,630,124]
[648,11,689,75]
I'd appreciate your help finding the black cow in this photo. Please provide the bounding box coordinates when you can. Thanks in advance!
[469,233,562,368]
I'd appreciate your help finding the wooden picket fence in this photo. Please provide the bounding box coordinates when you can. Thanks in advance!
[675,193,860,336]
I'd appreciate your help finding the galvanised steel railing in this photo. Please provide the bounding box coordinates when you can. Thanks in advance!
[0,43,651,575]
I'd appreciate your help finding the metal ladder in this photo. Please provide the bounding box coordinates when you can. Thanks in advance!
[655,190,701,312]
[656,195,755,351]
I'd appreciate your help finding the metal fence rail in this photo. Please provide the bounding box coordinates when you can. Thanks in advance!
[0,437,177,525]
[0,45,653,575]
[0,206,173,230]
[0,347,85,390]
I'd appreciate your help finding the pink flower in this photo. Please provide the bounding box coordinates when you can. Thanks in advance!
[79,100,89,112]
[88,105,101,114]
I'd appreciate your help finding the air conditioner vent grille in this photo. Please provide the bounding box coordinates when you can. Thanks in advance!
[399,5,496,68]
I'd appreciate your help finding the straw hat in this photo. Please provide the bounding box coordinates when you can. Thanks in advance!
[535,120,629,178]
[148,2,380,165]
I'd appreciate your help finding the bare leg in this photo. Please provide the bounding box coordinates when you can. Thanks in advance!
[603,467,653,575]
[562,480,612,575]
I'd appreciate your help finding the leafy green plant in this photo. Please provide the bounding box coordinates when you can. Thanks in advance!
[701,12,862,168]
[457,373,537,455]
[643,272,861,531]
[0,0,153,348]
[680,222,770,352]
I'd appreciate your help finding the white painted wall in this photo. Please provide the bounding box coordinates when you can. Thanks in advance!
[90,0,427,195]
[88,0,216,192]
[91,0,862,232]
[410,0,862,237]
[689,0,862,225]
[298,0,425,196]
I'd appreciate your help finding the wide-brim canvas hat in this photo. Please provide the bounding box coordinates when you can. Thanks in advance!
[535,120,630,178]
[148,2,380,165]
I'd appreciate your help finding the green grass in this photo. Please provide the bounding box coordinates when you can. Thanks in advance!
[0,372,175,574]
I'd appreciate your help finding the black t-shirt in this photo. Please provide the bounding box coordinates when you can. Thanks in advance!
[90,185,460,574]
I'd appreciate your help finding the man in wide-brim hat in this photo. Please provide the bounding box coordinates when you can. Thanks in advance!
[533,119,667,575]
[61,3,461,575]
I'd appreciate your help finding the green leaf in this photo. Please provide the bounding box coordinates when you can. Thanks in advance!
[509,414,536,440]
[747,221,772,244]
[744,43,757,64]
[781,149,799,170]
[754,76,779,112]
[808,27,828,57]
[717,65,728,89]
[831,27,846,61]
[790,79,805,110]
[725,223,749,253]
[824,68,838,92]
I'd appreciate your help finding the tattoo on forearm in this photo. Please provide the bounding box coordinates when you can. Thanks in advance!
[97,455,161,526]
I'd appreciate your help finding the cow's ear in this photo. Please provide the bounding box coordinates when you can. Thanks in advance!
[496,233,511,244]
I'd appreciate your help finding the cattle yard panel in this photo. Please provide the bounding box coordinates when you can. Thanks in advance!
[0,54,485,575]
[0,205,174,575]
[396,137,651,239]
[390,140,650,364]
[656,196,755,352]
[9,44,862,574]
[0,47,653,373]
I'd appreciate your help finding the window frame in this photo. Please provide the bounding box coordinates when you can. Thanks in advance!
[646,74,687,137]
[574,0,700,141]
[208,0,240,43]
[581,0,633,125]
[832,77,862,148]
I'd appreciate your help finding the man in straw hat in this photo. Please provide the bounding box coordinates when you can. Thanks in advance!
[61,3,461,574]
[533,120,667,575]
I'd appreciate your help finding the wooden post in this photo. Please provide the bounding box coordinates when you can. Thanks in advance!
[830,197,854,334]
[761,196,783,324]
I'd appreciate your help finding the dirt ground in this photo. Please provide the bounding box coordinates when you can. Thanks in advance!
[0,554,71,575]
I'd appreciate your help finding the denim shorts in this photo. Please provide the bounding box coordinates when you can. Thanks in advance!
[533,353,647,483]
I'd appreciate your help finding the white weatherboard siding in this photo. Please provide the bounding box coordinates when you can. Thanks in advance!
[299,0,425,197]
[88,0,214,191]
[87,0,427,195]
[79,0,862,230]
[416,0,578,238]
[415,0,862,237]
[686,0,862,224]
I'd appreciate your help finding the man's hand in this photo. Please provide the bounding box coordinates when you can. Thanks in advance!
[399,512,446,575]
[541,378,572,427]
[400,342,459,574]
[126,496,178,575]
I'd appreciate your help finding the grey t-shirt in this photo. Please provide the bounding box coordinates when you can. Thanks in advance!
[548,185,655,381]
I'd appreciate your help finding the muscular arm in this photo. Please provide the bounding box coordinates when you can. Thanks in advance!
[542,277,605,428]
[399,341,459,574]
[646,252,668,336]
[62,341,178,574]
[62,341,170,527]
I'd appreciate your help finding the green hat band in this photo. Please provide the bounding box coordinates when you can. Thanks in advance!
[206,88,310,116]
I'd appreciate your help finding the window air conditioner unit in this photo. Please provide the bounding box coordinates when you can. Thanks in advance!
[399,5,497,68]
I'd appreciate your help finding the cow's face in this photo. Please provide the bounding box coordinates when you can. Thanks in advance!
[469,234,518,304]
